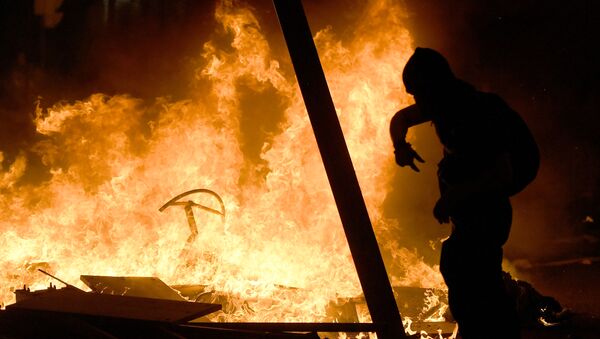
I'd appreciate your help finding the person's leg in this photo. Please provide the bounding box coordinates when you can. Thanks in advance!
[441,238,520,338]
[440,236,471,334]
[471,246,520,339]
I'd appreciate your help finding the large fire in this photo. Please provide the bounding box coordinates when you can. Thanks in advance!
[0,0,445,327]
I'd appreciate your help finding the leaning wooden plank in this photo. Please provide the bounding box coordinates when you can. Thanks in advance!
[6,287,221,323]
[272,1,405,337]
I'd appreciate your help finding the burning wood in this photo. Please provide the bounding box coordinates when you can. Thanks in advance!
[2,275,324,338]
[1,256,567,338]
[8,285,220,323]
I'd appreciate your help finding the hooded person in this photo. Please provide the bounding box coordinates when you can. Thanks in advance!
[390,47,538,339]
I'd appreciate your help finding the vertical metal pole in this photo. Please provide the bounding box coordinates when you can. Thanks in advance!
[272,1,406,338]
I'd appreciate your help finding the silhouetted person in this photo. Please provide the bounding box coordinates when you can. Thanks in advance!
[390,48,539,339]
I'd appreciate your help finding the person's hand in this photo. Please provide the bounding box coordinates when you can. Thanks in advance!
[433,197,451,224]
[433,190,462,224]
[394,142,425,172]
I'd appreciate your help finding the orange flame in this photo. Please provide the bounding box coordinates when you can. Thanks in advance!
[0,0,445,324]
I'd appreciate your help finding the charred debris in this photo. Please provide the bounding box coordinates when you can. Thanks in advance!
[0,271,438,338]
[0,269,567,338]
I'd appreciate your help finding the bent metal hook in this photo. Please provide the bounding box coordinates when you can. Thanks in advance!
[159,189,225,243]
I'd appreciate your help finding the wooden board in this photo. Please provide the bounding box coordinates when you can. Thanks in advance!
[7,287,221,323]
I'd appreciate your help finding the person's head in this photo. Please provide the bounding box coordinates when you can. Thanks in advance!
[403,48,456,113]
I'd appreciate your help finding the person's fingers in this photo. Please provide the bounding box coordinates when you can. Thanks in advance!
[409,162,420,172]
[413,151,425,163]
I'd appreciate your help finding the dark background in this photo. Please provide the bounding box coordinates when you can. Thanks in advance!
[1,0,599,314]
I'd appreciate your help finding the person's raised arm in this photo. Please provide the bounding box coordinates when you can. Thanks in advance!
[390,104,431,172]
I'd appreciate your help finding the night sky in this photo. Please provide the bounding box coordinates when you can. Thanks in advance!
[1,0,599,314]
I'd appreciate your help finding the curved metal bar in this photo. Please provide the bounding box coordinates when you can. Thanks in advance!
[159,189,226,218]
